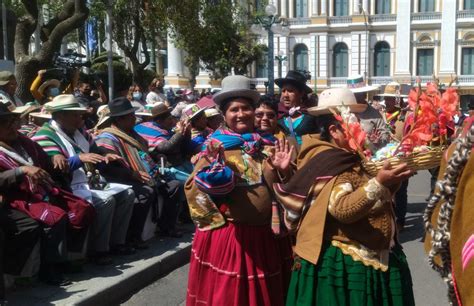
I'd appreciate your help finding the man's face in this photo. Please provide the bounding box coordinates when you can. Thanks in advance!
[157,113,175,130]
[280,84,304,108]
[354,92,367,104]
[80,83,92,96]
[5,77,17,95]
[384,97,398,112]
[0,115,20,142]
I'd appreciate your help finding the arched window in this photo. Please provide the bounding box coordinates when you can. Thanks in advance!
[256,50,268,78]
[462,48,474,75]
[295,0,308,17]
[417,48,434,76]
[333,43,348,77]
[334,0,349,16]
[375,0,390,14]
[465,0,474,9]
[419,0,435,12]
[374,41,390,76]
[294,44,309,72]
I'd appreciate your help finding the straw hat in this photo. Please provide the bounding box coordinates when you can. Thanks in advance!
[38,79,61,96]
[44,94,87,113]
[308,88,367,116]
[205,108,221,118]
[30,107,52,120]
[377,82,408,97]
[135,102,172,118]
[182,103,206,121]
[0,100,41,117]
[94,105,111,130]
[346,75,379,93]
[213,75,260,105]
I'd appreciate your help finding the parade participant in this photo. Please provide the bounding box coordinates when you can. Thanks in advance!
[134,102,193,181]
[185,75,293,306]
[277,88,415,306]
[204,108,223,131]
[255,96,282,137]
[181,103,211,154]
[20,109,51,138]
[33,95,136,261]
[276,70,319,149]
[0,71,23,106]
[348,75,390,149]
[378,82,410,230]
[96,97,183,239]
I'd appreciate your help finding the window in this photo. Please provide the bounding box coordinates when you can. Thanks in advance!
[462,48,474,75]
[294,44,309,72]
[334,0,349,16]
[375,0,390,14]
[333,43,348,77]
[417,49,434,76]
[295,0,308,17]
[465,0,474,9]
[419,0,435,12]
[256,50,268,78]
[374,42,390,76]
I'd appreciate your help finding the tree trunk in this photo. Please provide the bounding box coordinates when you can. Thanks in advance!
[15,57,42,102]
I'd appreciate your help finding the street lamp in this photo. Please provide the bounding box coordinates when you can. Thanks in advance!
[251,4,290,96]
[275,50,287,79]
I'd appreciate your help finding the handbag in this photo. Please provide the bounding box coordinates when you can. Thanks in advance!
[194,150,235,196]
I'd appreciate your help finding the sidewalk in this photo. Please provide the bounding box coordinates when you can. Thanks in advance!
[5,224,195,306]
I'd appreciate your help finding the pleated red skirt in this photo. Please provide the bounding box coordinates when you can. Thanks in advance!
[186,222,293,306]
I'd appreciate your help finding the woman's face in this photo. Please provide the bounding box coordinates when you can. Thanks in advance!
[224,98,255,134]
[329,125,351,151]
[255,104,277,133]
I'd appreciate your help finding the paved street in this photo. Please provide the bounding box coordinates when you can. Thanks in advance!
[122,171,449,306]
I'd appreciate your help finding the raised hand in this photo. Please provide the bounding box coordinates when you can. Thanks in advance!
[270,139,294,174]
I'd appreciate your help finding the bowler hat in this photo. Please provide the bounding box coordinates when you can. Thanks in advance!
[108,97,138,117]
[213,75,261,105]
[275,70,312,94]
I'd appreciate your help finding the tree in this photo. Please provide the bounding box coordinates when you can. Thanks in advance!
[153,0,266,82]
[8,0,89,101]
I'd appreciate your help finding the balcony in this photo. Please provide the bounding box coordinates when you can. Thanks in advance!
[328,77,347,86]
[328,16,352,25]
[368,14,396,23]
[288,17,311,26]
[457,75,474,84]
[457,10,474,19]
[370,76,393,85]
[411,12,441,21]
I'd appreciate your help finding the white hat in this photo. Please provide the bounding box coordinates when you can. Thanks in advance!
[44,94,87,113]
[182,103,206,121]
[308,88,367,116]
[205,108,221,118]
[0,99,41,116]
[377,82,409,97]
[347,75,379,93]
[94,105,111,129]
[213,75,260,105]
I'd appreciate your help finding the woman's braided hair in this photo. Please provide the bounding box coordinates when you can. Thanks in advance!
[424,122,474,305]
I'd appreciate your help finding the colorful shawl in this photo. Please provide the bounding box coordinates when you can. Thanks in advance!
[96,127,158,183]
[134,121,172,152]
[274,148,360,232]
[207,127,274,155]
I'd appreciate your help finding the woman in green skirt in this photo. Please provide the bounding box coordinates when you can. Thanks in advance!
[274,88,416,306]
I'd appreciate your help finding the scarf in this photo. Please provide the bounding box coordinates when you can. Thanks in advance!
[209,127,273,156]
[274,148,360,232]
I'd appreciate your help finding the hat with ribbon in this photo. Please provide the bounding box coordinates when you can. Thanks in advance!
[0,99,41,117]
[213,75,261,105]
[108,97,139,117]
[182,103,206,121]
[308,87,367,116]
[44,94,87,113]
[136,102,172,118]
[377,82,408,97]
[346,75,379,93]
[275,70,312,94]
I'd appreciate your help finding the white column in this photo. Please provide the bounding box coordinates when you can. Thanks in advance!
[166,35,183,77]
[289,0,294,18]
[319,34,328,79]
[351,33,362,76]
[281,0,288,17]
[353,0,360,14]
[363,0,369,13]
[321,0,327,15]
[311,0,318,15]
[310,35,317,80]
[439,0,456,75]
[394,0,411,77]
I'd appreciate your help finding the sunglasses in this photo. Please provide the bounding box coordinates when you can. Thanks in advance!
[255,112,276,119]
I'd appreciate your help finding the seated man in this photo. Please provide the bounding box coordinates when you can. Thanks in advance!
[96,97,183,238]
[134,102,193,181]
[32,95,135,262]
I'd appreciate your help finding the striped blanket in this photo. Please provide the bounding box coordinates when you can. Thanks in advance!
[134,121,171,152]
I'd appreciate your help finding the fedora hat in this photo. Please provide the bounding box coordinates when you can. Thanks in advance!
[136,102,172,118]
[0,102,21,117]
[377,82,408,97]
[108,97,138,117]
[275,70,312,94]
[0,99,41,117]
[308,88,367,116]
[44,94,87,113]
[0,71,14,86]
[347,75,379,93]
[213,75,261,105]
[182,103,206,121]
[38,79,61,96]
[205,108,221,118]
[94,105,111,130]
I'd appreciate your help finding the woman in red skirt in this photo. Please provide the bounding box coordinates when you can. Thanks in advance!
[185,75,294,306]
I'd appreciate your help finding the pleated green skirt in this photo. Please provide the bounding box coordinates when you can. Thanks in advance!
[286,243,415,306]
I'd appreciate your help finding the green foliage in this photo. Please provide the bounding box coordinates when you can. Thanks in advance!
[91,52,133,93]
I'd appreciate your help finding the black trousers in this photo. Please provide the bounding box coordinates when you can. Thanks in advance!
[157,179,184,231]
[394,179,409,226]
[128,184,156,241]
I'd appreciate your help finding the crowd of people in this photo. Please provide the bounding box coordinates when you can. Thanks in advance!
[0,66,471,305]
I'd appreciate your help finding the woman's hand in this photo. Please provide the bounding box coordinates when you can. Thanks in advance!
[270,139,294,174]
[376,161,413,189]
[20,166,54,186]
